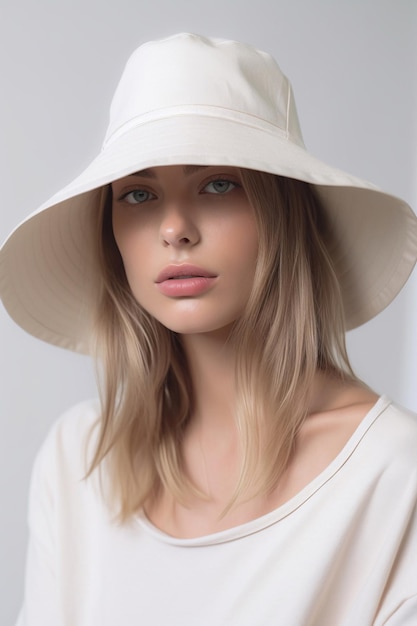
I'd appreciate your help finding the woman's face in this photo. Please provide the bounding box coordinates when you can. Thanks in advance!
[111,165,258,336]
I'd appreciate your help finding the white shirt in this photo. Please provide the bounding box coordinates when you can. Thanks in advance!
[17,396,417,625]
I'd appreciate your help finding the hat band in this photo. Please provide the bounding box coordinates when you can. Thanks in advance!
[103,104,295,149]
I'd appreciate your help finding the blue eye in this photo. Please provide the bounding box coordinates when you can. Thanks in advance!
[203,179,237,194]
[123,189,155,204]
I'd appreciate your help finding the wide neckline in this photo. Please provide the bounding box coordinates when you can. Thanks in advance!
[136,395,391,547]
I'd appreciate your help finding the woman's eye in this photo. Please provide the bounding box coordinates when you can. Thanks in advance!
[203,179,237,194]
[122,189,155,204]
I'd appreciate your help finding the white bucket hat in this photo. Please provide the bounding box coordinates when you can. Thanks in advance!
[1,32,417,354]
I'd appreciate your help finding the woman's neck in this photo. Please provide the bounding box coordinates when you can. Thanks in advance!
[180,328,238,432]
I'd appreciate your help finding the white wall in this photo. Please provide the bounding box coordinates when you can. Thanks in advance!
[1,1,416,622]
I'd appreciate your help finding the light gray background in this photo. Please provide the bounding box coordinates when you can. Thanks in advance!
[1,0,416,622]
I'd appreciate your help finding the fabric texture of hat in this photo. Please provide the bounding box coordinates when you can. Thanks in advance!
[1,32,417,354]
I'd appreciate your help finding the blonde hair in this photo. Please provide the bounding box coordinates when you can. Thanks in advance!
[89,170,355,520]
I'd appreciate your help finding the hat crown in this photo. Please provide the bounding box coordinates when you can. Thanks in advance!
[104,33,304,148]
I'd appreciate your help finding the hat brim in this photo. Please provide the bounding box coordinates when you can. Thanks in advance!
[2,113,417,353]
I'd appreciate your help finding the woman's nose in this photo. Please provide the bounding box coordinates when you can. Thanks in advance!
[159,204,200,247]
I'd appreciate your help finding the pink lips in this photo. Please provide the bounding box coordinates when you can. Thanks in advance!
[155,264,217,297]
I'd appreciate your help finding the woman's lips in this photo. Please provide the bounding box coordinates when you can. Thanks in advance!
[155,264,217,297]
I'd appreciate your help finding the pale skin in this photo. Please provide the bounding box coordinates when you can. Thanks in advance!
[112,164,378,538]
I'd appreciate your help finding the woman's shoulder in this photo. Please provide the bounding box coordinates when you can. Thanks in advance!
[310,376,417,455]
[371,397,417,458]
[46,397,101,445]
[381,397,417,426]
[334,395,417,496]
[329,390,417,468]
[27,400,107,547]
[34,398,102,479]
[297,381,417,493]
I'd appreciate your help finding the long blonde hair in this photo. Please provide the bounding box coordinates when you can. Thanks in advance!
[89,169,355,521]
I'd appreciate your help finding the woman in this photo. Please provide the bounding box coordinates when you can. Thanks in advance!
[2,33,417,625]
